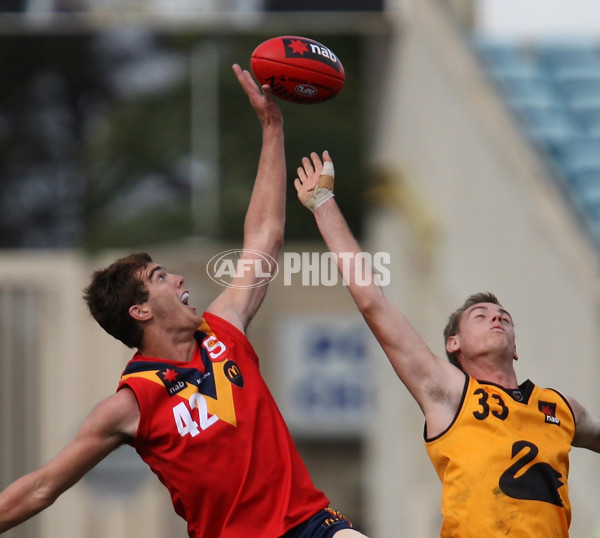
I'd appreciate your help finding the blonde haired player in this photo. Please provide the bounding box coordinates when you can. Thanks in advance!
[295,150,600,537]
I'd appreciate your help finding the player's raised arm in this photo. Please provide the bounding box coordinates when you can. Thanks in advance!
[294,151,465,433]
[207,65,285,332]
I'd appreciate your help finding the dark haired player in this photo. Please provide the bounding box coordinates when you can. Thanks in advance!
[0,68,368,538]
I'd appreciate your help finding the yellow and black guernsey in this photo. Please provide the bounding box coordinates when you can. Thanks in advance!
[425,375,575,537]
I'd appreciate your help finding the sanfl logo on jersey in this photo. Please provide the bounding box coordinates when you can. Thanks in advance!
[202,335,229,362]
[539,401,561,426]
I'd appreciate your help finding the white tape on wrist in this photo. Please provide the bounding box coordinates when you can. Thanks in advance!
[305,188,334,212]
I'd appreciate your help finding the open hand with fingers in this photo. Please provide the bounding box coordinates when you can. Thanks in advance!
[294,150,335,212]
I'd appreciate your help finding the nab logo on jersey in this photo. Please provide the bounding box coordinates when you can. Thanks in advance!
[539,401,560,426]
[158,367,187,396]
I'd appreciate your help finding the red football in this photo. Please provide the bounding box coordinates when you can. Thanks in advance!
[250,36,345,104]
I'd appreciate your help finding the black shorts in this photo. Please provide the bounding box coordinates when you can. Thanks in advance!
[283,507,354,538]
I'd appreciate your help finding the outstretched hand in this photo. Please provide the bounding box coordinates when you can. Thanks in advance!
[294,150,335,212]
[232,64,282,127]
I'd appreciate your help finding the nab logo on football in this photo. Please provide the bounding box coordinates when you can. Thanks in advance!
[283,37,342,72]
[224,360,244,388]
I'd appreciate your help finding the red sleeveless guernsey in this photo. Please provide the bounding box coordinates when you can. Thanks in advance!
[117,312,328,537]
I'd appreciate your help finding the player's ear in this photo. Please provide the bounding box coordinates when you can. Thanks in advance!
[446,335,460,354]
[129,303,152,321]
[513,344,519,361]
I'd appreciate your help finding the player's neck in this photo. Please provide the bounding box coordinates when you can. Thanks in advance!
[463,357,519,389]
[138,329,196,363]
